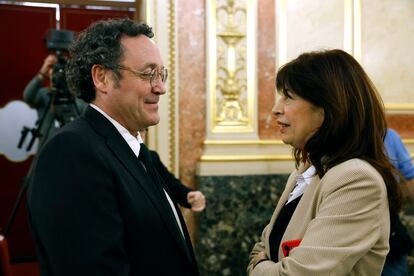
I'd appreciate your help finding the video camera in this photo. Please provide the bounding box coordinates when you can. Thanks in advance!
[44,29,74,99]
[9,30,79,239]
[18,29,79,152]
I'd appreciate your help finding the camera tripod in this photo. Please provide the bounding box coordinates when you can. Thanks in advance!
[3,90,81,238]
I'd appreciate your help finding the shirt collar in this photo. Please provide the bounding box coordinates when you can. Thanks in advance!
[302,165,316,185]
[90,104,143,157]
[287,165,316,204]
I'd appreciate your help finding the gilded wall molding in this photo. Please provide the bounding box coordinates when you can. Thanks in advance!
[207,0,257,135]
[385,104,414,113]
[200,154,293,162]
[200,0,259,175]
[167,0,177,174]
[200,139,414,162]
[204,139,285,145]
[144,0,179,175]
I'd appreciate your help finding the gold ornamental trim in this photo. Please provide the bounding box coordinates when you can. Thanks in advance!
[205,139,414,145]
[208,0,256,133]
[204,139,285,145]
[167,0,177,173]
[385,103,414,112]
[200,154,293,162]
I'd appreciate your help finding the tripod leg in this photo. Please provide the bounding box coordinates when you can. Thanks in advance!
[3,163,35,237]
[4,109,55,238]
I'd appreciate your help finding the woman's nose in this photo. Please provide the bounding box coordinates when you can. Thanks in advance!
[272,98,283,116]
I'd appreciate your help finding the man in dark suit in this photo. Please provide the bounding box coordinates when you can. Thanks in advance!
[27,18,199,276]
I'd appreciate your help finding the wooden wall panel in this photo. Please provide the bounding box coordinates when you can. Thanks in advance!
[61,7,133,32]
[0,4,55,105]
[0,4,56,260]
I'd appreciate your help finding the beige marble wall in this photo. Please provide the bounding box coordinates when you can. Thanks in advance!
[388,114,414,138]
[258,0,278,139]
[177,0,206,239]
[285,0,344,61]
[362,0,414,104]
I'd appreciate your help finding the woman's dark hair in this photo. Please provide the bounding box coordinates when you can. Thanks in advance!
[66,18,154,102]
[276,49,402,215]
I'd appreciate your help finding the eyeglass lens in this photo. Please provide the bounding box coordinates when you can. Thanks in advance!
[150,68,168,86]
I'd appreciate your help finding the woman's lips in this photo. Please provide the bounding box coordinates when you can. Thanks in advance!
[277,121,290,133]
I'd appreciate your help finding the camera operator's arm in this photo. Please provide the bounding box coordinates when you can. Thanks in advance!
[23,54,57,108]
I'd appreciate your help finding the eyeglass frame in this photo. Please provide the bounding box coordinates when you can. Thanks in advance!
[116,64,168,87]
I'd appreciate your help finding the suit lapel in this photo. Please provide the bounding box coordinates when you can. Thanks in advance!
[277,173,321,260]
[265,165,307,256]
[83,107,194,262]
[154,171,197,262]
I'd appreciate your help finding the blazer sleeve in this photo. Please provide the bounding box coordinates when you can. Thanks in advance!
[28,130,129,276]
[247,224,270,273]
[249,160,389,276]
[248,170,299,274]
[150,150,192,208]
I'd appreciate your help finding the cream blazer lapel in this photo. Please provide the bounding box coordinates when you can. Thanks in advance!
[277,171,322,260]
[264,165,309,258]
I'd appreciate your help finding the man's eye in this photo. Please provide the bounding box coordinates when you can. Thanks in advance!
[149,70,157,78]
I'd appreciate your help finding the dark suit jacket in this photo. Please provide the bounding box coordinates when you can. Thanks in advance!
[149,150,192,209]
[28,106,199,276]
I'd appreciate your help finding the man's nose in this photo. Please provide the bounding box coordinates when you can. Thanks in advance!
[152,78,166,94]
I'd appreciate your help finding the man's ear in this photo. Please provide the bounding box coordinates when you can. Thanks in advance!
[91,64,109,93]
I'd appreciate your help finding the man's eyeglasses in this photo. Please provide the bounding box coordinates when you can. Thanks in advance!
[116,64,168,87]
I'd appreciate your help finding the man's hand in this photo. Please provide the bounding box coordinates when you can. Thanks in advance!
[39,54,57,77]
[187,191,206,212]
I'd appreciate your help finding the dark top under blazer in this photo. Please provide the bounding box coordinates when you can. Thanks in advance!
[28,106,199,276]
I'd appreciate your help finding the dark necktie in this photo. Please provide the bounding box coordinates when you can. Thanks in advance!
[138,143,190,245]
[138,143,152,170]
[138,144,195,262]
[138,143,167,197]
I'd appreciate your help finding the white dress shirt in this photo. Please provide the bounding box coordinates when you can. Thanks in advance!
[287,165,315,204]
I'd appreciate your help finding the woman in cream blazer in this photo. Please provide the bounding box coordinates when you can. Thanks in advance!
[248,49,401,276]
